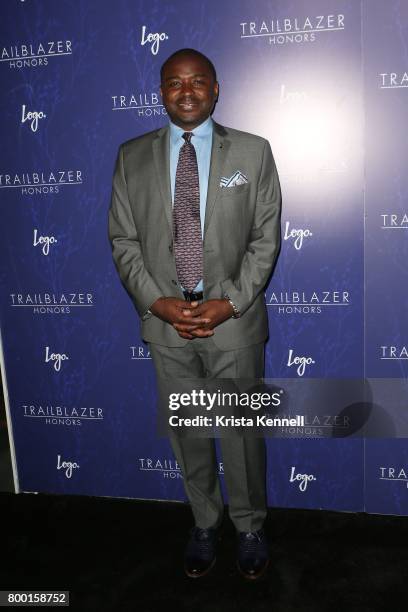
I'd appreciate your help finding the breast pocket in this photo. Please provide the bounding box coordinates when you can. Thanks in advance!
[219,182,250,199]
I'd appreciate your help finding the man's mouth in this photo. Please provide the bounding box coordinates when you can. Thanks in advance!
[178,101,198,111]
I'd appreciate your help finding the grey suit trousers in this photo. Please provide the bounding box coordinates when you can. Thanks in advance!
[149,337,267,532]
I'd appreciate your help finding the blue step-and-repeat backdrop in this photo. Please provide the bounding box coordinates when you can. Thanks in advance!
[0,0,407,515]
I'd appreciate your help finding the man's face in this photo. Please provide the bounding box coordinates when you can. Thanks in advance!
[160,54,219,130]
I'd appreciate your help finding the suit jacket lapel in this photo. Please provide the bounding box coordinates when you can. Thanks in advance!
[204,121,231,236]
[152,125,173,232]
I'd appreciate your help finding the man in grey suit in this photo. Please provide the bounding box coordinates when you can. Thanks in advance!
[108,48,281,580]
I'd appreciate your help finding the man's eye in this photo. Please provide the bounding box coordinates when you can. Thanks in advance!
[193,79,205,85]
[169,81,180,87]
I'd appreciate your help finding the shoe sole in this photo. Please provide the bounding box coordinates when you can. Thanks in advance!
[184,556,216,579]
[236,558,269,581]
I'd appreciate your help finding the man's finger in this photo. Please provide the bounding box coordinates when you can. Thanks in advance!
[182,308,203,317]
[190,328,214,337]
[177,331,194,339]
[176,316,211,326]
[190,307,212,319]
[173,322,208,332]
[176,300,199,310]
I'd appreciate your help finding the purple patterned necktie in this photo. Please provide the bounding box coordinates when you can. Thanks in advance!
[173,131,203,293]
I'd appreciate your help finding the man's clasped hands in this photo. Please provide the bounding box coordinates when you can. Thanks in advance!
[150,297,234,340]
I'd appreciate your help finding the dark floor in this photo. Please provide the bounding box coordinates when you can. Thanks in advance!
[2,491,408,612]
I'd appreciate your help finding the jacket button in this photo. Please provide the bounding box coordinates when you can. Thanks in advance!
[172,280,177,285]
[168,244,173,253]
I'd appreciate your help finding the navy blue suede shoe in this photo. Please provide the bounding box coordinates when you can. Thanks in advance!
[237,528,269,580]
[184,526,218,578]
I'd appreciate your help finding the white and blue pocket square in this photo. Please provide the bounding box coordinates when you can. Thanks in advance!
[220,170,249,188]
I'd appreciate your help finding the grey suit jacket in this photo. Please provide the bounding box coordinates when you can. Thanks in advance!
[108,120,282,350]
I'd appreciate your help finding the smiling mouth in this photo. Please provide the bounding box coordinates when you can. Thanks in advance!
[178,102,198,110]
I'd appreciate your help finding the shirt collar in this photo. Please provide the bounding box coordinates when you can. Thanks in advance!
[169,115,213,146]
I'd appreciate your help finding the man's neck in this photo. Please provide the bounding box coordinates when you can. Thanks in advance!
[169,115,212,132]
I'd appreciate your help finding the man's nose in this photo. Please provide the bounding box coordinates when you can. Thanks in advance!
[180,82,194,96]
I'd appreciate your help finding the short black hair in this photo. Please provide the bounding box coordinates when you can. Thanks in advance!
[160,48,217,83]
